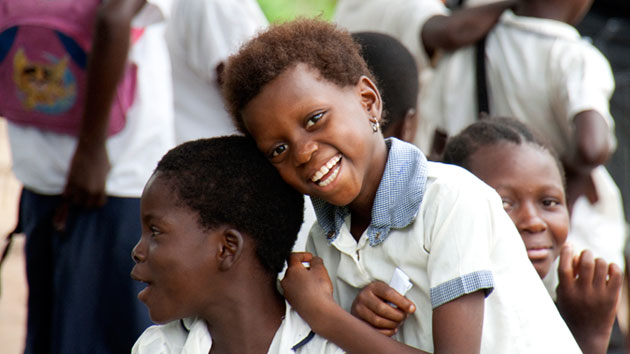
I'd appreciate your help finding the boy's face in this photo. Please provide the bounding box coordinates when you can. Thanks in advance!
[131,173,218,324]
[468,142,569,279]
[241,64,386,208]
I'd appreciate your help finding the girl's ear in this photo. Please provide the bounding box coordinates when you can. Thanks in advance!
[217,228,244,271]
[357,76,383,119]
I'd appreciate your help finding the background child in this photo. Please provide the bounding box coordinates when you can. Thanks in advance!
[222,19,580,353]
[0,0,174,352]
[443,118,622,354]
[130,136,442,354]
[334,0,516,153]
[351,32,419,144]
[420,0,626,277]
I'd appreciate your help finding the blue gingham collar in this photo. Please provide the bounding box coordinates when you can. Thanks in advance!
[311,138,428,246]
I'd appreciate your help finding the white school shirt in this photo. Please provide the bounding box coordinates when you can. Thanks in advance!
[131,302,345,354]
[8,0,175,197]
[421,10,626,268]
[166,0,267,143]
[307,138,581,353]
[333,0,448,153]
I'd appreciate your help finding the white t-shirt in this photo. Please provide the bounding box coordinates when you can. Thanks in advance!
[307,140,581,353]
[8,0,175,197]
[132,302,344,354]
[421,10,626,268]
[333,0,448,153]
[166,0,267,143]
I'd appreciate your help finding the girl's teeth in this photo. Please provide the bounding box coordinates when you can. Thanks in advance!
[319,165,340,187]
[311,155,341,183]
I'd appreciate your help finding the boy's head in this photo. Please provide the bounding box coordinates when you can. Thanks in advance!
[352,32,419,142]
[444,118,569,278]
[152,136,304,275]
[131,137,304,323]
[223,19,375,133]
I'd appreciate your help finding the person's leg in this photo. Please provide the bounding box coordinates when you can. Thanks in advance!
[20,189,63,354]
[52,196,151,354]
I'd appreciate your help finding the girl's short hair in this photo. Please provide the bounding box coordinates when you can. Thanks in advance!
[223,18,374,133]
[443,117,566,186]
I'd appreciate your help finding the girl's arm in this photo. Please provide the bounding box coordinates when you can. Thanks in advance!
[556,244,622,354]
[282,253,484,354]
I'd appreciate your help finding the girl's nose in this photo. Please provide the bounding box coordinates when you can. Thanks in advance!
[131,238,146,263]
[515,202,546,234]
[294,140,318,166]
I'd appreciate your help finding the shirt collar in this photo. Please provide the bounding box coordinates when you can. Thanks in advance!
[311,138,428,246]
[500,9,580,41]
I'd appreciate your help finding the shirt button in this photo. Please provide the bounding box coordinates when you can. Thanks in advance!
[327,231,335,239]
[375,232,381,240]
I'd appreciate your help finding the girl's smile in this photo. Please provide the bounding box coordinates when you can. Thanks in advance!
[467,142,570,278]
[241,63,387,213]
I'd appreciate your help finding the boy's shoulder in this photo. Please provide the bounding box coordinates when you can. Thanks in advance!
[132,318,210,354]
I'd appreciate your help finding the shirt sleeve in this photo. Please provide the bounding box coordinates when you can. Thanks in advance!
[422,168,497,308]
[550,40,616,149]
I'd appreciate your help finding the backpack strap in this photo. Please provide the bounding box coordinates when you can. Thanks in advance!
[475,35,490,118]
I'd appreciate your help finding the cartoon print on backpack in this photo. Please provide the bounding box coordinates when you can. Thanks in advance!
[13,47,76,113]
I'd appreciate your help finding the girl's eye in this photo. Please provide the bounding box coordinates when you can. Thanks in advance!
[306,112,324,128]
[502,199,513,212]
[150,226,161,237]
[270,144,287,158]
[542,199,560,208]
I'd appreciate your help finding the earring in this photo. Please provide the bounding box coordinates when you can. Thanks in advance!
[369,117,380,133]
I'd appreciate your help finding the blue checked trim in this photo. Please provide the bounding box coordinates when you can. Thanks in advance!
[430,270,495,309]
[312,138,428,246]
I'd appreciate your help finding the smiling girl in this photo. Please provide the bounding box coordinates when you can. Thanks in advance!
[222,19,581,353]
[443,118,622,354]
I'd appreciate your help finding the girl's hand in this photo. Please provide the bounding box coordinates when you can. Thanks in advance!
[556,243,622,354]
[351,281,416,336]
[281,253,336,326]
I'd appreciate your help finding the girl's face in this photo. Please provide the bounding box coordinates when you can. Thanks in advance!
[241,64,387,210]
[131,173,218,323]
[467,142,569,279]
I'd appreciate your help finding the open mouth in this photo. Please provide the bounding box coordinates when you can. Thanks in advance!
[310,155,342,187]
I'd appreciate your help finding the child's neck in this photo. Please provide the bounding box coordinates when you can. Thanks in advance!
[206,278,285,354]
[348,137,389,241]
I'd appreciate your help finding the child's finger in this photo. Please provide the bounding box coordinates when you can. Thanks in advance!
[371,282,415,314]
[592,257,608,287]
[557,243,574,284]
[576,249,595,286]
[287,252,313,267]
[607,263,623,293]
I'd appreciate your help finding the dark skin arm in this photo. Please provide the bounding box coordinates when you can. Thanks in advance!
[55,0,146,230]
[556,244,622,354]
[422,0,516,58]
[563,110,613,212]
[283,253,485,354]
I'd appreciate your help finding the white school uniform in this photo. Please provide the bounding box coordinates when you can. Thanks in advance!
[420,9,626,269]
[307,138,581,353]
[132,302,345,354]
[166,0,267,143]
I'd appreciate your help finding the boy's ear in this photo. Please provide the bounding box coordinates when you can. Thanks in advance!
[357,76,383,119]
[217,228,244,271]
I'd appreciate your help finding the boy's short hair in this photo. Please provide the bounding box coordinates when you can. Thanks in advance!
[443,117,565,186]
[154,136,304,276]
[352,32,418,130]
[223,18,374,133]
